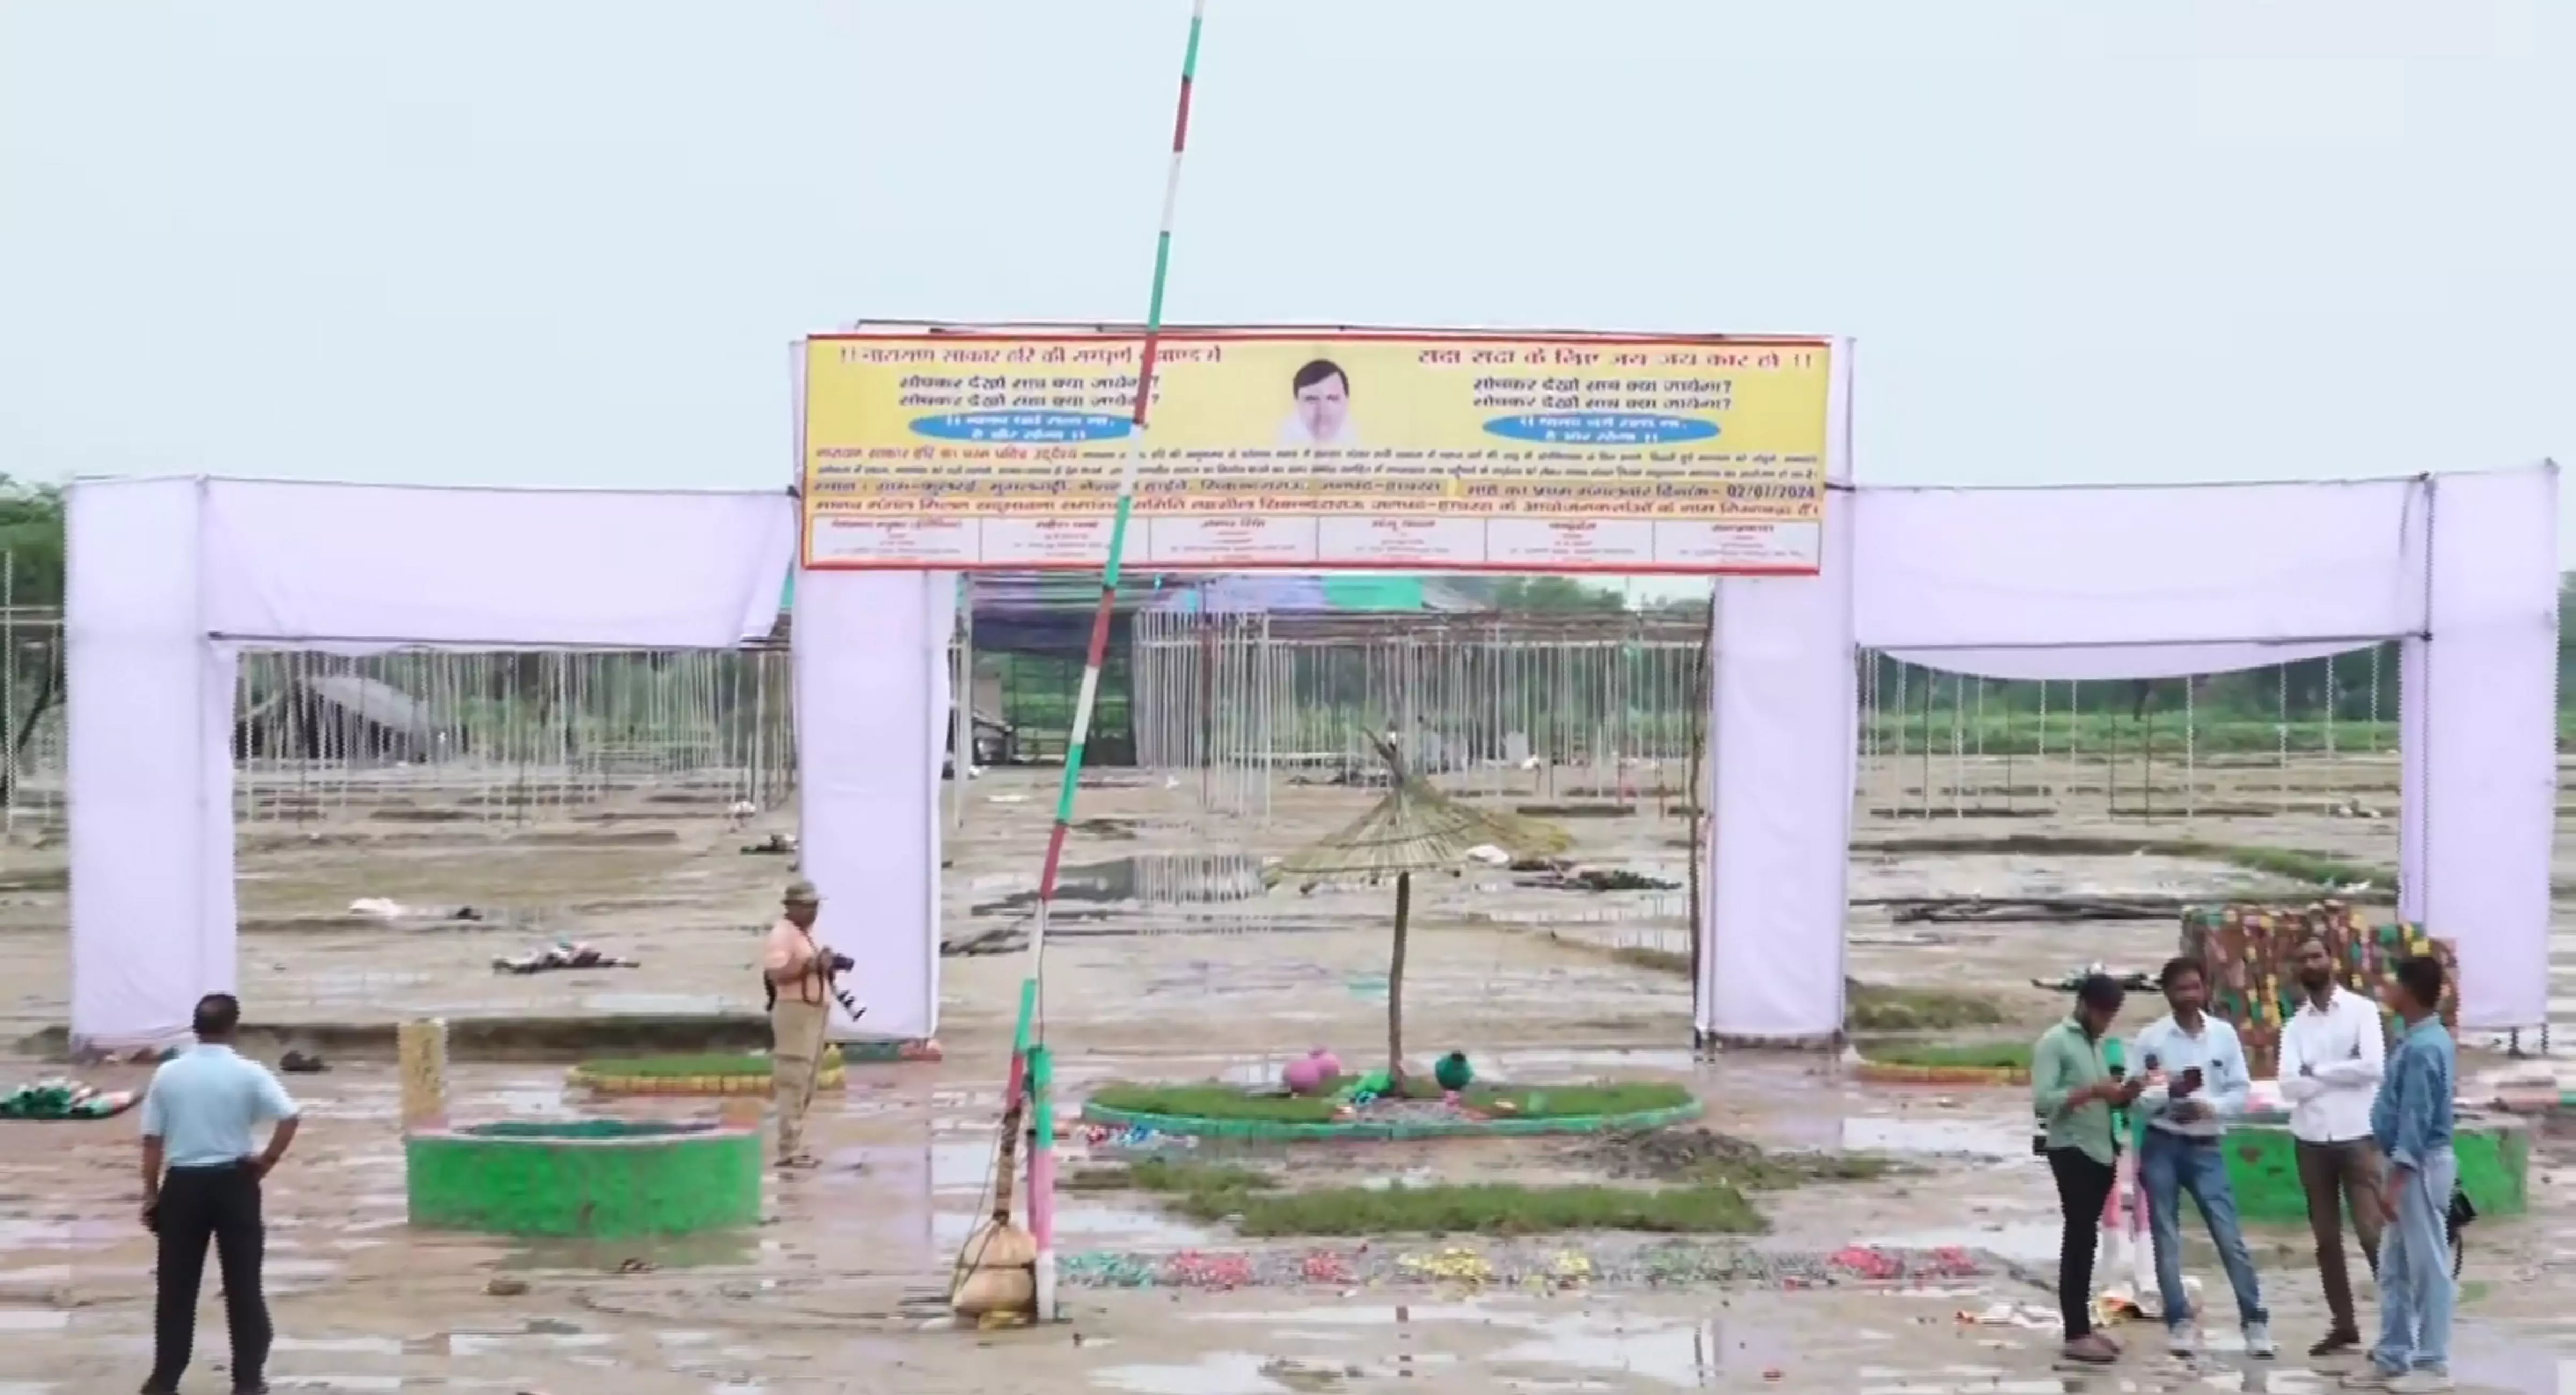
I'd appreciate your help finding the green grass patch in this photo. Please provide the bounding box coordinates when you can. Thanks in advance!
[1606,945,1692,975]
[574,1048,839,1078]
[1060,1157,1277,1196]
[1852,1038,2032,1071]
[1856,833,2392,893]
[2187,841,2389,890]
[1067,1132,1887,1238]
[1085,1077,1694,1125]
[1845,982,2008,1032]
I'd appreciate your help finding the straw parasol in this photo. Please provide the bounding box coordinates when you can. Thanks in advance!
[1269,733,1573,1081]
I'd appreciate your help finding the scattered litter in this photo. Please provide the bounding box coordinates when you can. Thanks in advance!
[348,897,407,920]
[277,1050,329,1075]
[485,1276,530,1297]
[1464,843,1511,867]
[1076,1123,1197,1151]
[1059,1242,2000,1292]
[0,1078,136,1121]
[2030,963,2155,992]
[1957,1302,2058,1330]
[492,942,640,975]
[740,833,796,856]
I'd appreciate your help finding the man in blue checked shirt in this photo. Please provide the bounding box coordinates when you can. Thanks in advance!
[2132,956,2272,1362]
[2344,955,2457,1392]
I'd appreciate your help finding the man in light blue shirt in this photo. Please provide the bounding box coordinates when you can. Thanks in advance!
[2132,956,2272,1361]
[2351,954,2458,1391]
[139,993,302,1395]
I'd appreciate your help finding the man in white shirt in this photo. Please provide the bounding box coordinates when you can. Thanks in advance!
[2133,956,2273,1361]
[2277,929,2387,1359]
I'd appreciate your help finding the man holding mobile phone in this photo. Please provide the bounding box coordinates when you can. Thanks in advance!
[2031,974,2147,1366]
[2134,957,2272,1361]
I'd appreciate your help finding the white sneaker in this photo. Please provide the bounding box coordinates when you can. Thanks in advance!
[2389,1371,2454,1393]
[2340,1368,2399,1390]
[2167,1326,2197,1360]
[2244,1321,2277,1360]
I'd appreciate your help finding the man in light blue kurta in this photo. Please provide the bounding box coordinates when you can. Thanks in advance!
[2132,956,2272,1361]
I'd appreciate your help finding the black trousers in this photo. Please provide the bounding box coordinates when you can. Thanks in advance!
[2047,1147,2117,1340]
[148,1161,270,1392]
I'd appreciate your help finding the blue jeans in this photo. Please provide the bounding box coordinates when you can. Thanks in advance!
[2140,1129,2267,1331]
[2370,1147,2457,1376]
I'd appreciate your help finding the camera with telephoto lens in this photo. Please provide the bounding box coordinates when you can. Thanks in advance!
[828,951,857,976]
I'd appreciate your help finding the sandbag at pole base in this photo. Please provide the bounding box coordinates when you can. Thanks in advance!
[949,1217,1036,1319]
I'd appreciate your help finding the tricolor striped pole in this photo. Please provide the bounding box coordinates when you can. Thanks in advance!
[1007,0,1206,1324]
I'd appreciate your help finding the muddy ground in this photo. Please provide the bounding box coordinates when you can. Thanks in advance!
[2,754,2573,1393]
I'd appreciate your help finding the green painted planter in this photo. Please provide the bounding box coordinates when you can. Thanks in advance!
[1079,1098,1703,1142]
[405,1120,762,1238]
[2209,1115,2529,1223]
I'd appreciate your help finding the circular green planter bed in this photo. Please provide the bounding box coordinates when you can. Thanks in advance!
[1850,1039,2032,1086]
[405,1119,762,1237]
[1081,1079,1701,1141]
[569,1048,843,1096]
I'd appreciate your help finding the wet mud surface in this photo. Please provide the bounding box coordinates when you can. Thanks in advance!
[1,757,2572,1390]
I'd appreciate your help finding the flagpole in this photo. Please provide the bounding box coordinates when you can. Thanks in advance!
[998,0,1207,1324]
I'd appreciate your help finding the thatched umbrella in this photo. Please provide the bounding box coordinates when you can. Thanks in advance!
[1269,733,1573,1081]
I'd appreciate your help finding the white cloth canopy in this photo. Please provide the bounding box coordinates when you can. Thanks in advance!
[1700,462,2561,1040]
[65,478,948,1048]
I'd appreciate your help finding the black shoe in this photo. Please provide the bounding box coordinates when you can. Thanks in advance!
[2310,1331,2363,1358]
[140,1385,179,1394]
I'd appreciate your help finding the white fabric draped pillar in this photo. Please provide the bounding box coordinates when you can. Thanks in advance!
[1700,501,1858,1044]
[1701,464,2558,1043]
[791,569,952,1044]
[2400,464,2558,1031]
[65,479,804,1048]
[68,479,240,1049]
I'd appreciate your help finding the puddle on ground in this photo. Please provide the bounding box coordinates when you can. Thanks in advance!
[938,1200,1219,1250]
[1464,896,1686,928]
[1182,1307,1785,1390]
[1840,1115,2032,1159]
[1860,1221,2063,1265]
[577,992,736,1015]
[978,855,1267,914]
[1092,1352,1291,1394]
[0,1217,124,1250]
[503,1231,764,1271]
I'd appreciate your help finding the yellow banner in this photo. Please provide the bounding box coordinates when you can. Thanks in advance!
[800,327,1833,572]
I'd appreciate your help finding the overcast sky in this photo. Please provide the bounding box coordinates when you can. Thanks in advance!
[2,1,2567,574]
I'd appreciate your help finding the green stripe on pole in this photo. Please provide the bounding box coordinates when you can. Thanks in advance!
[1143,236,1174,331]
[1013,979,1038,1055]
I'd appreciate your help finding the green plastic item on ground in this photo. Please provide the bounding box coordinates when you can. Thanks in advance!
[1433,1053,1474,1092]
[0,1080,125,1121]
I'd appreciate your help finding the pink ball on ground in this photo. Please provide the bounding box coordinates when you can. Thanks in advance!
[1283,1055,1330,1095]
[1309,1048,1342,1080]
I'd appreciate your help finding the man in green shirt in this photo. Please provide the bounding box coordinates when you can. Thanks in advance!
[2033,974,2146,1365]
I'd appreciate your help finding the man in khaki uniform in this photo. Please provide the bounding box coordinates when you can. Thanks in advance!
[763,880,836,1169]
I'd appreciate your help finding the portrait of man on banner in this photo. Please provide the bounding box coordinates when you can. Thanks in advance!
[1277,356,1361,448]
